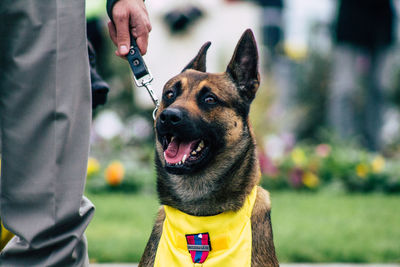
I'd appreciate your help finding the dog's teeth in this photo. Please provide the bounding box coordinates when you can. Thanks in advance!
[164,152,166,158]
[199,140,204,148]
[171,136,175,142]
[182,154,187,164]
[196,141,204,152]
[191,150,197,156]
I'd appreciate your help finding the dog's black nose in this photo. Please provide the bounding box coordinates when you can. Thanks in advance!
[160,108,183,126]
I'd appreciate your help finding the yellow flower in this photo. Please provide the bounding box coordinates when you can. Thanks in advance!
[356,163,369,178]
[371,156,385,174]
[291,147,307,167]
[283,42,307,61]
[87,157,100,178]
[308,158,320,173]
[105,161,125,186]
[302,171,319,188]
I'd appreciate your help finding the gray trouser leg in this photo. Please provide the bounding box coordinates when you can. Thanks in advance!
[364,50,385,151]
[0,1,94,266]
[328,44,385,150]
[328,45,359,139]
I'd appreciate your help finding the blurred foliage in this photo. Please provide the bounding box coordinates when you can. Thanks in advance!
[260,139,400,193]
[250,77,276,142]
[86,137,156,194]
[86,131,400,195]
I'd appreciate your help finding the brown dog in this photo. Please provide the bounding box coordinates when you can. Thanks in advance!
[139,29,279,267]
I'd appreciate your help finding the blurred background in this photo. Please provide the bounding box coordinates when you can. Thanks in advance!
[83,0,400,264]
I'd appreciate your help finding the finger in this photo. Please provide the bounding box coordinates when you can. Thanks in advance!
[146,20,153,33]
[109,22,128,59]
[130,23,151,55]
[113,11,131,56]
[107,21,118,47]
[136,35,149,55]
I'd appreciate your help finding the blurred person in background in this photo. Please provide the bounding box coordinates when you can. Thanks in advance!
[253,0,285,71]
[0,0,150,265]
[228,0,285,71]
[329,0,395,151]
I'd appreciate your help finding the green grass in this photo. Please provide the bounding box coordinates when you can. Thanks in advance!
[271,191,400,263]
[86,190,400,263]
[86,192,159,263]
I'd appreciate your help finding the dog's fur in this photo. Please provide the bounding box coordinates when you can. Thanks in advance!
[139,29,279,267]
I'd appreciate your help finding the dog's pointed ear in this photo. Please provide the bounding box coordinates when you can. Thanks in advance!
[182,41,211,72]
[226,29,260,103]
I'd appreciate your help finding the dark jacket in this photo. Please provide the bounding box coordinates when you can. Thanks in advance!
[335,0,395,50]
[254,0,283,8]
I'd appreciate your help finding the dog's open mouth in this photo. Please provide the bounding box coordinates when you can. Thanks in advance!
[162,135,209,170]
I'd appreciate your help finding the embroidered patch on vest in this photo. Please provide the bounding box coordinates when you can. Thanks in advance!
[185,233,211,263]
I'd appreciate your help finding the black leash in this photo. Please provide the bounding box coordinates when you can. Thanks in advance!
[126,36,159,120]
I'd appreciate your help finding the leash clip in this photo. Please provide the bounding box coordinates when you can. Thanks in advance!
[139,80,159,120]
[126,36,159,120]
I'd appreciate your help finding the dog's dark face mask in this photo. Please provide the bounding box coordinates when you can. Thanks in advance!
[155,29,260,175]
[155,87,226,174]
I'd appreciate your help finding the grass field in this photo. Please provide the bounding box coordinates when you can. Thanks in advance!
[85,190,400,263]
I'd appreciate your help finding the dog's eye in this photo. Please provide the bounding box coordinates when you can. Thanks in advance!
[204,95,216,104]
[165,91,175,100]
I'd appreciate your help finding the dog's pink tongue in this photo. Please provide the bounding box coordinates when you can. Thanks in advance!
[164,139,196,164]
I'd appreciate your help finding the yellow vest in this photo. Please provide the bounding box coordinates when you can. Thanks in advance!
[154,186,258,267]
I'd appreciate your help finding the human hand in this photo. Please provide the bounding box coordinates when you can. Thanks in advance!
[108,0,152,57]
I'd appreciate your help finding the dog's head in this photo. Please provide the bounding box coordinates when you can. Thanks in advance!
[154,29,260,211]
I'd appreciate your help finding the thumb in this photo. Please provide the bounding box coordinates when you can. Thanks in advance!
[114,15,131,56]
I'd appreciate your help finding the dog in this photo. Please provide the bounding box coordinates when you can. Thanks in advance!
[139,29,279,267]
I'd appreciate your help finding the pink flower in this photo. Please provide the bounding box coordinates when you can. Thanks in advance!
[289,168,304,188]
[315,144,331,158]
[258,150,279,177]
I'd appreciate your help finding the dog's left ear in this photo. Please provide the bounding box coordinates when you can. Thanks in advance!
[226,29,260,103]
[182,41,211,72]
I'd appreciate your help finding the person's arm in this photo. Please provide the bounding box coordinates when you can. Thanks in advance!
[106,0,152,56]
